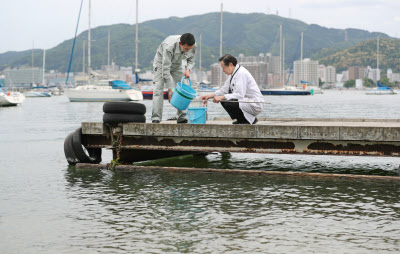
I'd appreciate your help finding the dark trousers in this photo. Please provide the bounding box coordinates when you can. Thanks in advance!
[220,99,248,123]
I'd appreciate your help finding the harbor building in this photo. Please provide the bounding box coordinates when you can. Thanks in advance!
[4,68,43,89]
[387,69,400,82]
[348,66,366,80]
[293,59,318,86]
[318,65,336,83]
[239,62,268,89]
[366,66,380,83]
[210,63,228,87]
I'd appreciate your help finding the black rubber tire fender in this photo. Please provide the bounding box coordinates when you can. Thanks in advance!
[64,132,80,166]
[103,101,146,115]
[103,113,146,124]
[71,128,102,164]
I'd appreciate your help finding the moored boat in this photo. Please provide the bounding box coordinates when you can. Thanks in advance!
[0,88,25,106]
[65,80,143,102]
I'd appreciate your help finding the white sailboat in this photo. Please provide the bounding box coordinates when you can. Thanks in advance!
[24,48,52,97]
[0,76,25,106]
[365,36,396,95]
[0,89,25,106]
[65,0,143,102]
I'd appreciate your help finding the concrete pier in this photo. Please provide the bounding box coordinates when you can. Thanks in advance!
[81,117,400,164]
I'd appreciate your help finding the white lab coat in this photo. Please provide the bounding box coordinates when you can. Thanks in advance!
[214,65,264,124]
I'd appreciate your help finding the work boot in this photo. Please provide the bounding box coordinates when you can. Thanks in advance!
[177,118,188,124]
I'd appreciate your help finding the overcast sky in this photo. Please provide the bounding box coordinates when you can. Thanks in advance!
[1,0,400,53]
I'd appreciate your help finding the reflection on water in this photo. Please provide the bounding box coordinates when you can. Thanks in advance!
[1,93,400,253]
[134,152,400,176]
[64,168,400,253]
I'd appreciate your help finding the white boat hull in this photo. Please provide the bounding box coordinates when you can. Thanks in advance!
[64,85,143,102]
[366,90,397,95]
[24,92,52,97]
[0,92,25,106]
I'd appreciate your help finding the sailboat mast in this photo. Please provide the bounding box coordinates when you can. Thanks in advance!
[279,25,282,87]
[220,1,223,58]
[219,1,223,87]
[108,29,110,77]
[301,32,303,61]
[377,36,379,70]
[83,40,85,74]
[42,50,46,86]
[300,32,303,86]
[283,39,285,86]
[199,33,202,82]
[88,0,91,85]
[32,41,34,87]
[135,0,139,74]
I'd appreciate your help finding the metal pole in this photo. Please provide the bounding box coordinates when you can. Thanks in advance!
[279,25,282,87]
[135,0,139,74]
[283,39,285,86]
[377,36,379,70]
[32,41,34,87]
[108,29,110,77]
[42,49,46,86]
[219,1,223,87]
[300,32,303,86]
[83,40,85,74]
[88,0,91,85]
[199,33,202,82]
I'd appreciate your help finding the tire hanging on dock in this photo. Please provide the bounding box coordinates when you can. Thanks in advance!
[63,128,102,165]
[71,128,102,164]
[64,132,80,166]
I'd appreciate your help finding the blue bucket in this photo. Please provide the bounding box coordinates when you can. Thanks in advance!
[187,107,207,124]
[170,77,197,110]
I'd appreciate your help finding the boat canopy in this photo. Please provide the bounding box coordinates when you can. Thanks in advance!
[110,80,131,90]
[377,81,392,90]
[300,80,316,84]
[135,73,152,84]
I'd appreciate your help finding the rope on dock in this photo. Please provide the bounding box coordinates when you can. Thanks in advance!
[74,163,400,182]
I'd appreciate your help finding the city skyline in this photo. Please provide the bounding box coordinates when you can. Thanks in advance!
[1,0,400,53]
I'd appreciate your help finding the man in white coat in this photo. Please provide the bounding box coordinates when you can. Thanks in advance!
[151,33,196,123]
[201,54,264,124]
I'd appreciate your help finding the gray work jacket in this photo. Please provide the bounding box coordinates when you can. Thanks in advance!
[153,35,196,89]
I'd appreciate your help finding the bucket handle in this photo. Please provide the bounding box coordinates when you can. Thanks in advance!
[188,109,206,121]
[180,77,192,87]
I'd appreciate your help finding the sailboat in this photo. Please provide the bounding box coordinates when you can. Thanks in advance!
[65,0,143,102]
[260,29,310,96]
[365,37,396,95]
[24,48,52,97]
[0,88,25,106]
[1,75,25,106]
[366,81,397,95]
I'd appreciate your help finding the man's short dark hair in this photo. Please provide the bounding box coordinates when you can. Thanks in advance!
[180,33,195,46]
[219,54,237,67]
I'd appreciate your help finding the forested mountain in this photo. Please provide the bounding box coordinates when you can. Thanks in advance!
[319,38,400,72]
[0,12,390,73]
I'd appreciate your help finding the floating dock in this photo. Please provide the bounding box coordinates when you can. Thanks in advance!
[80,117,400,164]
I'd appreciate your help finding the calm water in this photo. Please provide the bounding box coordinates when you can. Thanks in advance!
[1,90,400,253]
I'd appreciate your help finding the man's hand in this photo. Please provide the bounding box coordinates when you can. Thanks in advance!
[168,88,173,102]
[200,94,213,100]
[213,95,225,103]
[183,69,191,78]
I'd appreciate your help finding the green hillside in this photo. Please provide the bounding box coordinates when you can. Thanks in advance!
[318,38,400,73]
[0,12,390,73]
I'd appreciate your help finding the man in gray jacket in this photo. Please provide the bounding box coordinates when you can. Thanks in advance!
[151,33,196,123]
